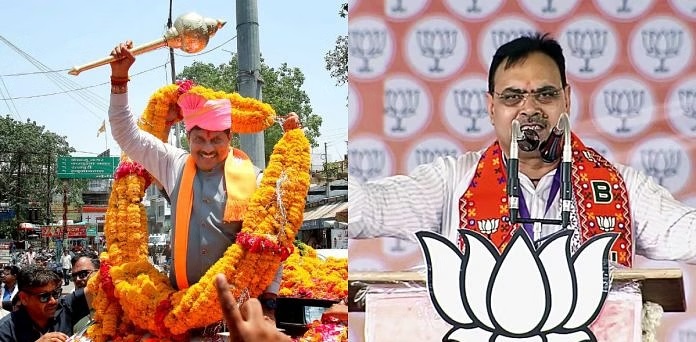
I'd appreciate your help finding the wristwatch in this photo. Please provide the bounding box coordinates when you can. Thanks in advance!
[260,297,277,310]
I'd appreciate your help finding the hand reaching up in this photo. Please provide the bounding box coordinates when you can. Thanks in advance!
[215,274,291,342]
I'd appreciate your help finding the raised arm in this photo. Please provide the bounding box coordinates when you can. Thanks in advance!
[348,154,478,241]
[622,164,696,263]
[108,40,187,194]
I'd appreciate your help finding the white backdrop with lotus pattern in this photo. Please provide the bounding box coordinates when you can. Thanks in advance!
[347,0,696,341]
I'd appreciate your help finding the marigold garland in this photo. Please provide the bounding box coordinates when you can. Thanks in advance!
[279,242,348,301]
[86,83,310,340]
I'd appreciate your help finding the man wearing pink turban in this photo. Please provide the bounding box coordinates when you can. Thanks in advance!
[176,92,236,172]
[107,41,300,332]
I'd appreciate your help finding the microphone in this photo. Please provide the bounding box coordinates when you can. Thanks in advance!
[507,120,524,225]
[554,113,572,229]
[519,128,540,152]
[539,125,563,163]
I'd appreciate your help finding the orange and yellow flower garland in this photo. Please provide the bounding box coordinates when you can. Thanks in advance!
[279,242,348,301]
[86,81,310,340]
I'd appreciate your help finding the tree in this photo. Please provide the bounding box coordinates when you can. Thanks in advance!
[0,116,81,239]
[325,3,348,86]
[177,54,323,163]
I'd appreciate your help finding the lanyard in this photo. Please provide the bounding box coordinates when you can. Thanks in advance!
[518,168,561,240]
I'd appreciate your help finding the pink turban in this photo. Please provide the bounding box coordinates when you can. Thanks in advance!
[177,93,232,132]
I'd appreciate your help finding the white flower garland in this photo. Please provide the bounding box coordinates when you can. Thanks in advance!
[641,301,663,342]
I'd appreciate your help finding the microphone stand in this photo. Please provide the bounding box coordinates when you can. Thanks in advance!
[507,113,573,243]
[558,113,572,229]
[507,120,522,225]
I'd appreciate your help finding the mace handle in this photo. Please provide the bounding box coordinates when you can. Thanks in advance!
[68,37,168,76]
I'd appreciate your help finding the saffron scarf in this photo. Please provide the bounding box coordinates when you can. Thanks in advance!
[174,148,257,289]
[458,134,633,267]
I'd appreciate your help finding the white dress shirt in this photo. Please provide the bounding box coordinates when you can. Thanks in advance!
[349,150,696,263]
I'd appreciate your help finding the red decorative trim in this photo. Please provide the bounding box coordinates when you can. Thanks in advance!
[99,260,116,300]
[175,79,195,95]
[114,161,152,189]
[174,79,196,121]
[235,232,294,261]
[154,296,173,337]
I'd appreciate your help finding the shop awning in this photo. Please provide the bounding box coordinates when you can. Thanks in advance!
[303,201,348,221]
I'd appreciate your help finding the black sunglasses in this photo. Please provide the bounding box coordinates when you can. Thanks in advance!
[71,270,95,280]
[28,287,62,303]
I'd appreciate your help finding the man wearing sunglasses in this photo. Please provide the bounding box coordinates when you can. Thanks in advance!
[70,254,99,291]
[0,265,91,342]
[69,253,99,334]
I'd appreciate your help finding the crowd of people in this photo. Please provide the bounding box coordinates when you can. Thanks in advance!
[8,245,98,271]
[0,259,307,342]
[0,252,98,341]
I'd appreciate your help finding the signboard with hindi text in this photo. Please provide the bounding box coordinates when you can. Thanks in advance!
[57,157,119,179]
[41,225,87,238]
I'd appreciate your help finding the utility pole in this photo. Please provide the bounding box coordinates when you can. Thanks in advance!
[45,152,51,226]
[61,180,68,255]
[16,153,22,241]
[167,0,181,148]
[236,0,265,169]
[138,1,179,250]
[324,142,330,197]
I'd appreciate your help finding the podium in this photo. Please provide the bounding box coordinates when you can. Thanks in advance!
[348,269,685,342]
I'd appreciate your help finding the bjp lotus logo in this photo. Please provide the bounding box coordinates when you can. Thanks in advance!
[595,216,616,232]
[477,219,499,234]
[416,229,617,342]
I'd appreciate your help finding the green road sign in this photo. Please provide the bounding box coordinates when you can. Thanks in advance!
[57,157,120,179]
[86,226,98,237]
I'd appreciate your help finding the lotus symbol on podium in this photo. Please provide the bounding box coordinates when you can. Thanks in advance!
[416,229,617,342]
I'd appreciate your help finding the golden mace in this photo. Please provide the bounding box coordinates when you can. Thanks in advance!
[68,12,225,76]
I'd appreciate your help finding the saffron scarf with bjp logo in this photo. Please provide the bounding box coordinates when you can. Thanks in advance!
[458,134,633,267]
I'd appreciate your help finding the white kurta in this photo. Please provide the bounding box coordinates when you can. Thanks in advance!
[349,150,696,263]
